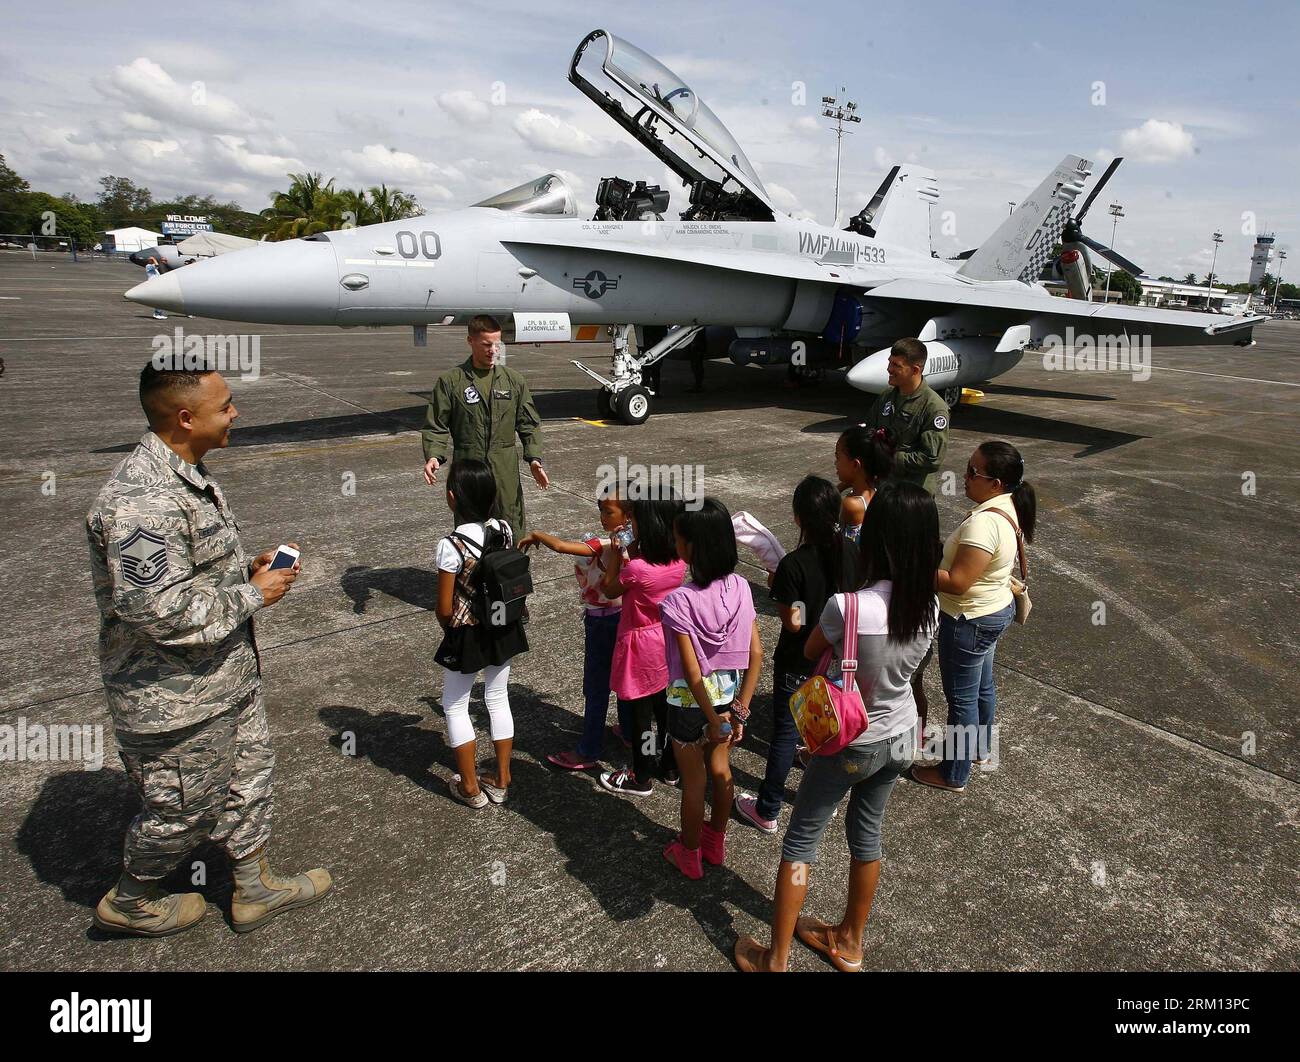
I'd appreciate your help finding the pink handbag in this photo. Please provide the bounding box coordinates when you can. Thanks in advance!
[788,591,870,756]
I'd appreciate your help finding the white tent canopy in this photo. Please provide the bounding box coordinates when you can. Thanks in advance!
[176,231,260,256]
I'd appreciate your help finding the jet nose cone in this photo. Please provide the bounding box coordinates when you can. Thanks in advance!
[125,272,185,315]
[847,348,890,392]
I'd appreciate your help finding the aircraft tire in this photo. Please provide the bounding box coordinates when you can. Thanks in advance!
[616,385,651,425]
[941,386,962,412]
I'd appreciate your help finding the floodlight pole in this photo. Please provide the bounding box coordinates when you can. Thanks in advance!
[1207,231,1223,310]
[1273,249,1287,311]
[821,88,860,226]
[1102,203,1124,303]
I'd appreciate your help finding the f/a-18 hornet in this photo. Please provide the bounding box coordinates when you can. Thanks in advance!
[126,28,1264,425]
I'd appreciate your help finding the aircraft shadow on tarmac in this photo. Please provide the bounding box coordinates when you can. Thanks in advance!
[319,691,776,965]
[89,365,1137,460]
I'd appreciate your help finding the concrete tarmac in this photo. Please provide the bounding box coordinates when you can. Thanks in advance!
[0,254,1295,971]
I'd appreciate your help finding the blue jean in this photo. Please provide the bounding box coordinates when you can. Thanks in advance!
[781,734,911,864]
[756,665,807,822]
[937,602,1014,787]
[577,610,625,759]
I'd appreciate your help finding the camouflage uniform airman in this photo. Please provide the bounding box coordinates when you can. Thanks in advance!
[86,430,274,882]
[864,380,951,496]
[422,357,544,538]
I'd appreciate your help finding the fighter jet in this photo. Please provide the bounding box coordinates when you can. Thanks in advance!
[125,28,1265,425]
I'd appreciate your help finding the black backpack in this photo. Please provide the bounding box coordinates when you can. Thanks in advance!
[452,524,532,629]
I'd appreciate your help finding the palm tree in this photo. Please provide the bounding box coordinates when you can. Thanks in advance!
[366,184,422,223]
[1183,273,1198,285]
[260,172,345,240]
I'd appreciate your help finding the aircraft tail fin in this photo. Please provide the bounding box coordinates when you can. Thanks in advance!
[958,155,1091,284]
[870,164,939,257]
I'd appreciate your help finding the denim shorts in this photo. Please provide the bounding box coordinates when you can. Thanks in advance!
[781,733,911,864]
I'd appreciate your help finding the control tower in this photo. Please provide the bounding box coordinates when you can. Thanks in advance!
[1249,232,1276,288]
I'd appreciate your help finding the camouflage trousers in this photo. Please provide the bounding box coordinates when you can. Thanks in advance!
[115,686,274,882]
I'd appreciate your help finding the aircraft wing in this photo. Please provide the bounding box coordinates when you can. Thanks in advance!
[863,277,1267,345]
[502,232,869,286]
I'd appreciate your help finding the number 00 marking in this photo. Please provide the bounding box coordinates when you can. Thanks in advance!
[396,230,441,259]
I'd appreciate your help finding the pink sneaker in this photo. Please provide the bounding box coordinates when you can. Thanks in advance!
[735,794,779,834]
[662,836,703,880]
[700,822,727,865]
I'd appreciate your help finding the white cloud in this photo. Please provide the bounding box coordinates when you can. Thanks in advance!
[1119,119,1195,163]
[25,125,106,164]
[793,115,820,134]
[209,134,303,180]
[513,108,606,157]
[438,90,491,126]
[120,112,163,133]
[97,57,262,134]
[873,145,894,170]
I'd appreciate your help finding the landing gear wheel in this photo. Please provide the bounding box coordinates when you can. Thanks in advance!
[596,388,614,419]
[941,387,962,412]
[615,384,651,425]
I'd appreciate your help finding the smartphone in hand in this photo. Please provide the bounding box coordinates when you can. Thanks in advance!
[268,545,300,571]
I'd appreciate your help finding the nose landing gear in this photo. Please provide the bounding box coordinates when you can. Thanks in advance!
[573,322,702,425]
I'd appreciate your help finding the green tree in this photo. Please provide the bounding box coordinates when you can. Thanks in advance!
[0,153,31,232]
[16,191,98,243]
[1107,269,1143,304]
[97,175,153,223]
[1183,273,1197,284]
[366,183,421,223]
[259,171,344,239]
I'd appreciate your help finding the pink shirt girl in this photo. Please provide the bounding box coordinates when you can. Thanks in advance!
[609,556,687,700]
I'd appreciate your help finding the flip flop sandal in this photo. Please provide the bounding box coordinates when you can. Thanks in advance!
[448,773,488,808]
[796,916,863,973]
[477,772,508,805]
[547,750,598,771]
[733,935,776,973]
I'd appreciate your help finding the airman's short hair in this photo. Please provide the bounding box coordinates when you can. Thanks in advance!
[140,363,213,429]
[468,315,502,336]
[891,337,928,369]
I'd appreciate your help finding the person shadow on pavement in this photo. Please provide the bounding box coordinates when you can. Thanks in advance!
[340,566,439,615]
[15,768,233,936]
[320,683,776,968]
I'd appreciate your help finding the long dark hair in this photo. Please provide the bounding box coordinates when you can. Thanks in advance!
[839,425,894,486]
[792,475,854,593]
[446,458,499,525]
[632,494,683,565]
[858,481,940,643]
[978,440,1037,544]
[675,497,737,587]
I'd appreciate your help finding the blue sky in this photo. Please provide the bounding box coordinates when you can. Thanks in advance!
[2,0,1295,280]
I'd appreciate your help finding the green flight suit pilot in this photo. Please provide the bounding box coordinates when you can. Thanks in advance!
[422,316,548,537]
[864,337,951,496]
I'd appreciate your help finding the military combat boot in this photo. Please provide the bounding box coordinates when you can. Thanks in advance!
[93,872,207,937]
[230,849,332,933]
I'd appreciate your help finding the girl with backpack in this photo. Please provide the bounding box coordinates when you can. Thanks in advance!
[434,459,528,809]
[734,482,940,972]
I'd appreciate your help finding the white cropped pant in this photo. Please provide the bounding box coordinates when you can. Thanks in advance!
[441,664,514,749]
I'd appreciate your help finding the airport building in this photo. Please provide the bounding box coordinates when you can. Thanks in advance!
[1249,232,1276,288]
